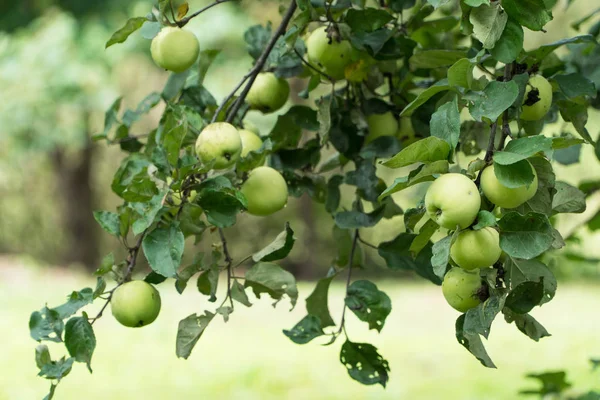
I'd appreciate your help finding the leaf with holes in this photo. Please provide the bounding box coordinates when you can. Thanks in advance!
[283,315,325,344]
[252,223,296,262]
[244,262,298,308]
[345,280,392,332]
[176,312,215,360]
[340,340,390,387]
[456,314,496,368]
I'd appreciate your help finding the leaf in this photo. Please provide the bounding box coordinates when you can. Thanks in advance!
[53,288,94,319]
[505,281,544,314]
[506,258,557,304]
[473,210,497,230]
[490,18,524,63]
[38,357,74,381]
[231,280,252,307]
[400,80,451,116]
[345,280,392,332]
[498,212,554,259]
[93,211,120,237]
[340,340,390,387]
[306,274,337,328]
[526,34,595,63]
[129,190,167,235]
[29,307,64,343]
[252,223,296,262]
[334,207,386,229]
[36,345,52,369]
[502,0,553,31]
[431,235,452,279]
[470,2,508,49]
[378,160,449,200]
[175,254,205,294]
[283,315,325,344]
[493,159,535,188]
[552,181,586,214]
[409,219,439,255]
[464,291,506,339]
[177,2,189,19]
[345,8,394,32]
[431,98,460,152]
[410,50,468,69]
[64,317,96,373]
[106,17,147,48]
[195,178,246,228]
[382,137,451,168]
[176,312,215,359]
[494,136,553,165]
[520,372,572,396]
[244,262,299,308]
[469,80,519,122]
[317,96,332,144]
[554,73,597,100]
[196,265,219,302]
[456,314,496,368]
[503,309,551,341]
[378,233,442,284]
[448,58,475,88]
[142,221,185,278]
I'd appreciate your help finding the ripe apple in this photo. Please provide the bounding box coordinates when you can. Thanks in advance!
[151,27,200,73]
[450,227,501,270]
[111,281,161,328]
[521,75,553,121]
[246,72,290,113]
[365,112,399,143]
[480,162,538,208]
[306,26,353,80]
[240,166,288,216]
[442,268,483,312]
[195,122,242,170]
[425,173,481,230]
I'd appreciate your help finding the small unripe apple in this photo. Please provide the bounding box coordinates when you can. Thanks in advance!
[151,27,200,73]
[239,129,264,158]
[442,268,483,312]
[240,166,288,216]
[306,26,353,80]
[480,162,538,209]
[111,281,161,328]
[246,72,290,113]
[195,122,242,170]
[425,173,481,230]
[521,75,553,121]
[450,227,501,270]
[365,112,399,143]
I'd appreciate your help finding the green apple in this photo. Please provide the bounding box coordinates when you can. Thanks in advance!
[521,75,553,121]
[195,122,242,170]
[365,112,399,143]
[239,129,264,158]
[306,26,353,80]
[425,173,481,230]
[480,162,538,208]
[246,72,290,113]
[242,120,260,135]
[450,227,501,270]
[151,27,200,73]
[240,166,288,216]
[111,281,161,328]
[442,268,483,312]
[171,190,197,206]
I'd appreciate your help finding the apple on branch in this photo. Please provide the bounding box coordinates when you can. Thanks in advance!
[151,27,200,73]
[111,281,162,328]
[425,173,481,230]
[195,122,242,170]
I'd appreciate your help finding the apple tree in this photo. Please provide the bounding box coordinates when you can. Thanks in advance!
[28,0,600,397]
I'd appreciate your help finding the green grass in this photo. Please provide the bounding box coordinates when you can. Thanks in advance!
[1,263,599,400]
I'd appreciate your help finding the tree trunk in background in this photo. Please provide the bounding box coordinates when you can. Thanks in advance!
[52,141,98,271]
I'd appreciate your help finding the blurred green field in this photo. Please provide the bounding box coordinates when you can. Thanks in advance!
[1,260,598,400]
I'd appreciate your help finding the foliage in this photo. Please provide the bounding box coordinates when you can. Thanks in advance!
[27,0,600,397]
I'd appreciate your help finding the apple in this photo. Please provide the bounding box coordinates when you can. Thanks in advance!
[195,122,242,170]
[480,162,538,208]
[425,173,481,230]
[151,27,200,73]
[111,281,161,328]
[442,268,483,312]
[246,72,290,113]
[306,26,353,80]
[171,190,197,206]
[521,75,553,121]
[450,227,502,270]
[242,120,260,135]
[364,112,399,143]
[240,166,288,216]
[238,129,264,158]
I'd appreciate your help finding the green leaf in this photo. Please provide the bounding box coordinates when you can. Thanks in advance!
[552,181,586,214]
[102,97,123,138]
[176,312,215,360]
[111,155,157,202]
[105,17,147,48]
[502,0,553,31]
[231,280,252,307]
[464,0,490,5]
[448,58,475,89]
[558,100,595,144]
[498,212,554,259]
[382,137,451,168]
[317,96,332,144]
[161,109,188,166]
[505,281,544,314]
[54,288,94,319]
[64,317,96,372]
[244,262,298,308]
[359,136,401,159]
[334,207,385,229]
[503,309,551,341]
[325,175,344,213]
[493,159,535,188]
[400,80,451,117]
[340,340,390,387]
[195,178,246,228]
[175,254,205,294]
[470,2,508,49]
[464,291,506,339]
[493,136,553,165]
[196,264,219,302]
[490,19,524,63]
[554,73,597,100]
[345,280,392,332]
[142,221,185,278]
[513,157,555,216]
[38,357,74,380]
[526,34,595,63]
[93,211,120,237]
[409,219,439,255]
[244,23,272,60]
[410,50,468,69]
[506,257,556,304]
[129,191,167,236]
[431,235,452,279]
[378,160,449,201]
[35,344,52,370]
[473,210,497,230]
[520,372,571,396]
[469,80,519,122]
[252,223,296,262]
[30,307,64,343]
[345,8,394,32]
[431,98,460,152]
[95,253,115,276]
[305,274,337,328]
[283,315,325,344]
[456,314,496,368]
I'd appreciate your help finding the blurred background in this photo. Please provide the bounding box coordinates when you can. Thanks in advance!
[0,0,599,399]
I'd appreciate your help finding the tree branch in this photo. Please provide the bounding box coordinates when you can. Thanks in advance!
[224,0,298,123]
[218,227,234,308]
[177,0,237,27]
[336,229,359,336]
[498,62,516,151]
[475,121,498,186]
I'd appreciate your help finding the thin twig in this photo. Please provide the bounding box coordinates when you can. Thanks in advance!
[498,62,516,151]
[475,122,498,186]
[358,236,378,250]
[336,229,359,336]
[224,0,298,123]
[293,47,333,81]
[177,0,236,27]
[211,73,251,123]
[218,228,234,308]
